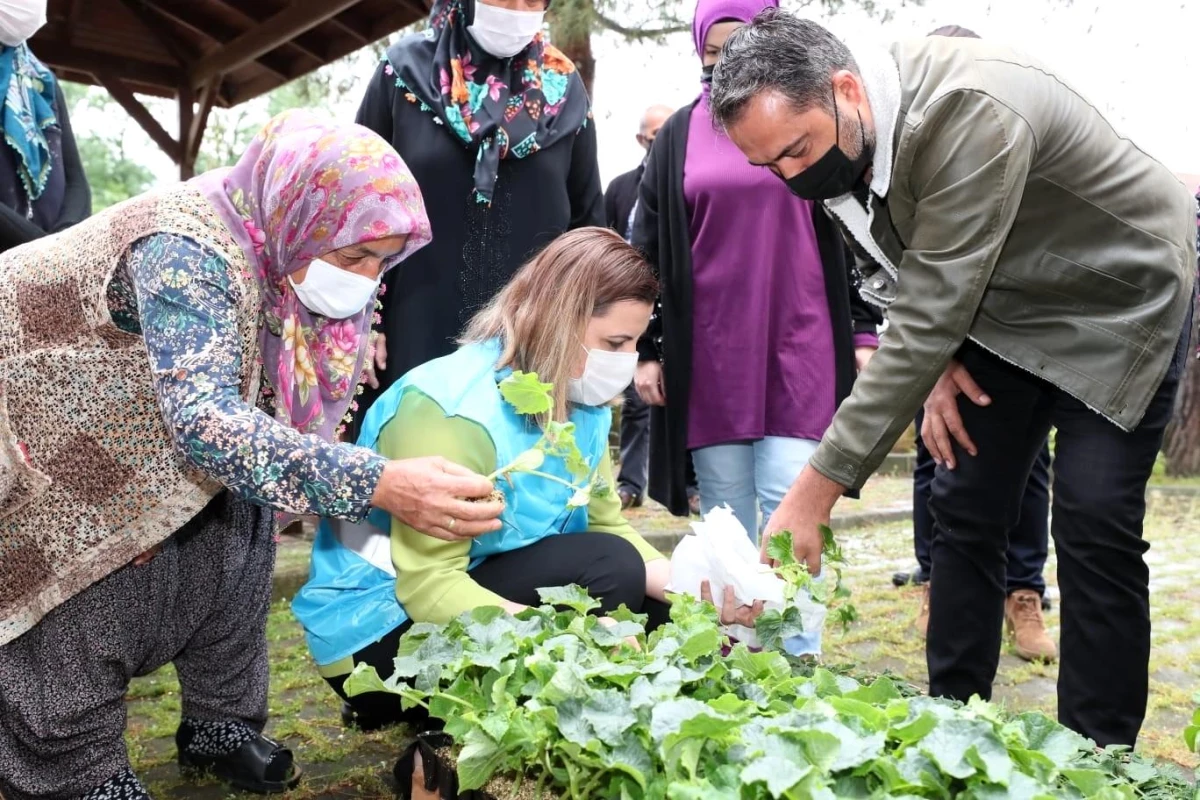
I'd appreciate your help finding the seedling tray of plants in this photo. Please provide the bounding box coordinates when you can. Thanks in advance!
[350,586,1190,800]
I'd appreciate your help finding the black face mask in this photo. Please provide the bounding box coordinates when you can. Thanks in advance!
[700,64,715,85]
[783,88,874,201]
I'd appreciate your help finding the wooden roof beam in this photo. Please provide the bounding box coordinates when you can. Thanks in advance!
[95,70,180,162]
[146,1,293,84]
[186,81,219,164]
[116,0,199,66]
[36,42,183,92]
[368,4,427,40]
[195,0,348,79]
[324,12,369,46]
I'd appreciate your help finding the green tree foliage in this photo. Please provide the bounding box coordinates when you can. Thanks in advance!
[61,82,156,212]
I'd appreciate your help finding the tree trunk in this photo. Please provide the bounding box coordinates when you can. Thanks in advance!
[548,0,597,97]
[1163,312,1200,476]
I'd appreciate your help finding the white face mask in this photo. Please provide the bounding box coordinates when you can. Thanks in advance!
[288,259,379,320]
[0,0,46,46]
[467,2,544,59]
[568,345,638,406]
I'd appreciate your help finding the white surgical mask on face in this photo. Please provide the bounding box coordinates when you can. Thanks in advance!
[467,2,544,59]
[568,345,638,407]
[0,0,46,46]
[288,259,379,320]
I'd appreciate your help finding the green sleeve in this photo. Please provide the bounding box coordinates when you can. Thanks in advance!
[376,389,511,624]
[587,446,664,563]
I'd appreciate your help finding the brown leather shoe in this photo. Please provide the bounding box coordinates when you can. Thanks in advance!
[1005,589,1058,662]
[915,584,930,638]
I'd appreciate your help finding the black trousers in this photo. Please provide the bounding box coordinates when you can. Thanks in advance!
[617,385,698,499]
[914,409,1050,594]
[329,532,670,729]
[617,384,651,496]
[926,330,1189,747]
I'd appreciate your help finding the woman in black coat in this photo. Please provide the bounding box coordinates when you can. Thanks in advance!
[351,0,604,436]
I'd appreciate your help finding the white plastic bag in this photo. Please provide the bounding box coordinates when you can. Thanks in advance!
[666,505,826,655]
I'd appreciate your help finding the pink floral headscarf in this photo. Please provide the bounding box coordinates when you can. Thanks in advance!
[193,110,432,441]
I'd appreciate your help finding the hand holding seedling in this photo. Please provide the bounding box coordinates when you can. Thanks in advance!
[922,358,991,469]
[371,457,503,541]
[761,464,844,576]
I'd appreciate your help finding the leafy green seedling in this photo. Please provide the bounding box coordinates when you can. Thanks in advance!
[486,370,605,508]
[756,525,858,650]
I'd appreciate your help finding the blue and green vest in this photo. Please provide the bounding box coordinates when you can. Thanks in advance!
[293,340,611,666]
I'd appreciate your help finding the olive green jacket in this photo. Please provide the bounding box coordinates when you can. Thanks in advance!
[813,36,1196,490]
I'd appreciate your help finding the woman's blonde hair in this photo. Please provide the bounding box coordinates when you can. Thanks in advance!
[461,226,658,422]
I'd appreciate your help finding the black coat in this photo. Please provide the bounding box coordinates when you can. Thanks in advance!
[632,102,881,516]
[604,162,642,238]
[0,83,90,252]
[351,61,604,437]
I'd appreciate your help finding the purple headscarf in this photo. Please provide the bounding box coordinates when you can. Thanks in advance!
[692,0,779,62]
[192,110,433,441]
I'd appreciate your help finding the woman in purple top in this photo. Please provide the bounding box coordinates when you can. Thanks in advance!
[632,0,881,541]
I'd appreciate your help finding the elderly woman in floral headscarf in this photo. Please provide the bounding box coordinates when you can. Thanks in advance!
[0,111,503,800]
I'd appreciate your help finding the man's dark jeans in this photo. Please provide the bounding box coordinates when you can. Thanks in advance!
[926,329,1188,747]
[914,410,1050,595]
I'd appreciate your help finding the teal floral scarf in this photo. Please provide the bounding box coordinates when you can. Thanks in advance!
[0,43,56,201]
[384,0,590,205]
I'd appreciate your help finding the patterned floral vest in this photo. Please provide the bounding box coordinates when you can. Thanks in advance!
[0,185,261,646]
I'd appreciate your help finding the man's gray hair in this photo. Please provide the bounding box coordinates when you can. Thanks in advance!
[710,9,858,130]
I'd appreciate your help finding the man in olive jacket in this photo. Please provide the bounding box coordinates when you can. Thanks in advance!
[710,9,1195,746]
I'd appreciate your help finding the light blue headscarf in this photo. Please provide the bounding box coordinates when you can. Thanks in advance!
[0,43,57,200]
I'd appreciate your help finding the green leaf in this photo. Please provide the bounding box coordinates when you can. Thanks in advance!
[830,696,888,732]
[498,370,554,416]
[740,754,814,797]
[755,605,806,651]
[889,711,937,745]
[630,666,683,709]
[844,677,902,706]
[544,420,592,479]
[556,698,596,747]
[1016,712,1089,765]
[342,662,390,698]
[538,659,590,705]
[1063,768,1113,796]
[456,728,506,790]
[919,718,988,780]
[537,584,601,615]
[650,698,722,743]
[766,531,798,566]
[678,626,722,662]
[602,732,654,789]
[590,618,645,647]
[965,736,1014,786]
[781,728,843,773]
[586,689,639,745]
